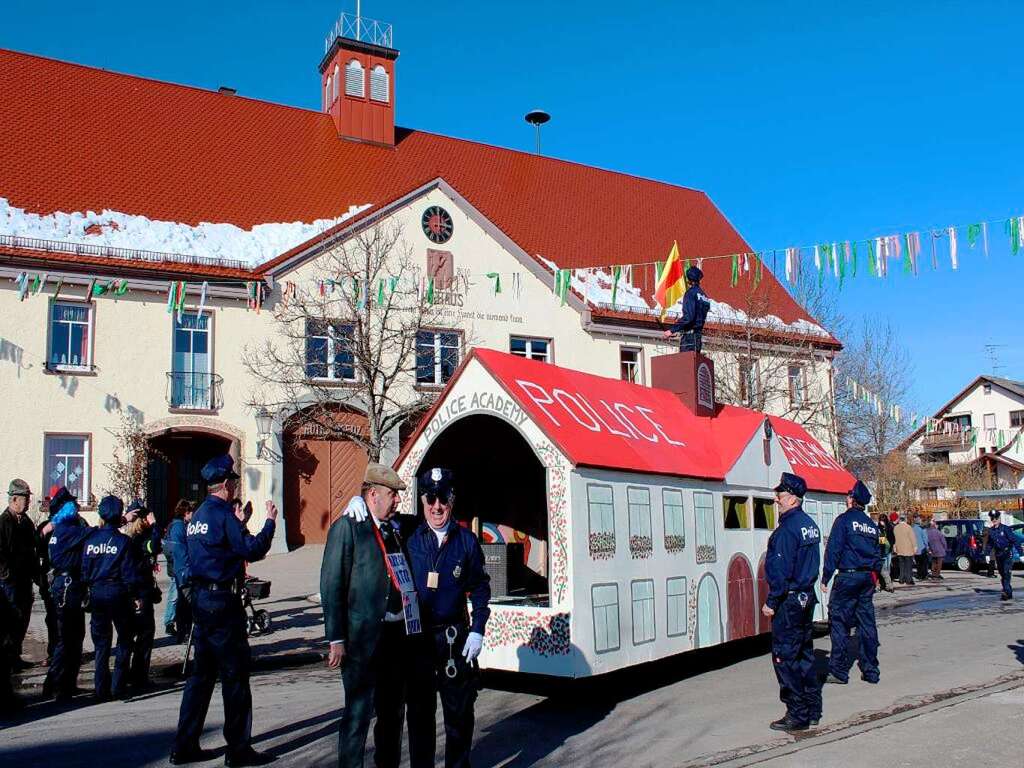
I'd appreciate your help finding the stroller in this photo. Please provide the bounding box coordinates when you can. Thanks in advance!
[243,576,273,636]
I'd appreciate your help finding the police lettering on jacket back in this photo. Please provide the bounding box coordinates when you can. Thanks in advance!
[81,527,133,584]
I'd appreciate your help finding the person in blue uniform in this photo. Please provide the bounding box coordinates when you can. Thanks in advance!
[984,511,1022,600]
[42,486,95,702]
[81,495,143,701]
[761,472,822,731]
[406,468,491,768]
[820,480,881,686]
[171,455,278,767]
[124,499,162,690]
[661,265,712,352]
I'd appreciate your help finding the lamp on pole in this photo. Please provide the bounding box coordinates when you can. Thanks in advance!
[525,109,551,155]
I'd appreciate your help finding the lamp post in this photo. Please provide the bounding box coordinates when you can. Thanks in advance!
[255,408,276,461]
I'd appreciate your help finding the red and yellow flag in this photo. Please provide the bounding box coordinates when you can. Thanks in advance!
[655,240,685,320]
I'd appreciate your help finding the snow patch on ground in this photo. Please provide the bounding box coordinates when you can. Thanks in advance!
[0,198,372,268]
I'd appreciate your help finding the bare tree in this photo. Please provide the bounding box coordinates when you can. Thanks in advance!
[105,412,162,502]
[243,222,467,462]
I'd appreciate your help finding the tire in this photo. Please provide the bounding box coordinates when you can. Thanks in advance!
[955,555,972,572]
[247,617,260,636]
[255,610,271,634]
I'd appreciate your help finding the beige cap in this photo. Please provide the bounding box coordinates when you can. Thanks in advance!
[364,463,406,491]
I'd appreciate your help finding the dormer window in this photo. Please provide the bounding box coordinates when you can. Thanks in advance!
[345,59,365,97]
[370,65,389,103]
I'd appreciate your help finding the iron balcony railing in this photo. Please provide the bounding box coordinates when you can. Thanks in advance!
[167,371,224,411]
[324,12,393,51]
[0,233,248,271]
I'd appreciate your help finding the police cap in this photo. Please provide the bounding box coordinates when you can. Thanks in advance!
[848,480,872,507]
[988,510,1001,520]
[363,463,406,491]
[774,471,807,498]
[418,467,454,500]
[685,265,703,283]
[201,455,240,484]
[48,486,77,517]
[98,495,124,522]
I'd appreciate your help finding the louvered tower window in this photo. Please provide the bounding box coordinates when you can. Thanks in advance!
[345,59,365,97]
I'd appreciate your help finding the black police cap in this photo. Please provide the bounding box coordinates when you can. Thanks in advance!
[773,472,807,498]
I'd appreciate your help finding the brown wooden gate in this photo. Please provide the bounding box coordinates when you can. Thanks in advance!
[727,554,756,640]
[283,408,369,549]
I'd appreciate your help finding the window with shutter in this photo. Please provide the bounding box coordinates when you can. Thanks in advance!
[345,59,364,97]
[370,65,389,102]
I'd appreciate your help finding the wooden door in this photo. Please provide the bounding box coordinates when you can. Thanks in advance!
[727,555,756,640]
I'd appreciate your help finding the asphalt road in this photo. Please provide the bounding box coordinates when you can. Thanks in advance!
[3,587,1023,768]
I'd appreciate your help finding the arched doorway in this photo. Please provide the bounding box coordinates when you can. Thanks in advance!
[282,405,369,549]
[757,555,771,634]
[146,429,233,526]
[696,574,722,648]
[727,555,756,640]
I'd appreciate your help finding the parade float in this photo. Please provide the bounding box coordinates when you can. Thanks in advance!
[393,348,855,677]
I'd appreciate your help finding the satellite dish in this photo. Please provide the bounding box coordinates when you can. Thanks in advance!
[524,109,551,154]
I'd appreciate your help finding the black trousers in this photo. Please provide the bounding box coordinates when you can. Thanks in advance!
[408,625,479,768]
[678,331,703,353]
[130,599,156,686]
[898,556,915,584]
[89,584,135,698]
[42,583,58,662]
[174,587,253,759]
[996,552,1014,597]
[0,580,34,659]
[771,592,821,725]
[338,621,432,768]
[44,579,85,697]
[915,553,930,579]
[0,583,16,704]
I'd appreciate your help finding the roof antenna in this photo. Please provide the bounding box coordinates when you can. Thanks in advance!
[525,109,550,155]
[984,343,1007,375]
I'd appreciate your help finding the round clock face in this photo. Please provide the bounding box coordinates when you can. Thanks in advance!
[422,206,454,244]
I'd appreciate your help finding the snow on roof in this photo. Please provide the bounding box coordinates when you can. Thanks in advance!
[0,197,371,269]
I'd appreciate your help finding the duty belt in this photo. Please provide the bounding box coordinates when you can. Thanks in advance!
[839,568,872,573]
[195,579,239,593]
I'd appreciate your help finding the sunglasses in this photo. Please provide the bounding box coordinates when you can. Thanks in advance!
[423,492,452,506]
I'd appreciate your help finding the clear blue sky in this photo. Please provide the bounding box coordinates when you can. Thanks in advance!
[3,1,1022,414]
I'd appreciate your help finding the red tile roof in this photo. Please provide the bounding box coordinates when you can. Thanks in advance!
[0,47,828,333]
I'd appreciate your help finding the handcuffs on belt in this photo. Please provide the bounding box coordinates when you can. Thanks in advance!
[444,626,459,679]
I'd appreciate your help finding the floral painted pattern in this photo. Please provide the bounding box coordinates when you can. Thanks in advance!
[664,534,685,553]
[484,610,571,656]
[536,442,570,605]
[696,544,717,564]
[629,534,653,559]
[687,577,699,638]
[589,532,615,559]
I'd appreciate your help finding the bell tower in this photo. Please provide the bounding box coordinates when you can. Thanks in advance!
[319,11,399,146]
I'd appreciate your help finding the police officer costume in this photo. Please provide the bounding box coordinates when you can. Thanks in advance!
[81,495,142,700]
[821,481,881,685]
[764,472,822,731]
[984,511,1022,600]
[43,486,95,701]
[667,266,711,352]
[172,456,276,767]
[406,469,491,768]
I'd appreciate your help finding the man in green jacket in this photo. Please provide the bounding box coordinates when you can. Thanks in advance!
[320,463,430,768]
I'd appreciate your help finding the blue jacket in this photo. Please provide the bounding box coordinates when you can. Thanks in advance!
[912,524,928,554]
[81,524,144,597]
[668,284,711,334]
[765,506,821,610]
[48,518,95,576]
[186,495,274,584]
[821,507,882,584]
[985,525,1023,557]
[406,522,491,635]
[164,518,191,586]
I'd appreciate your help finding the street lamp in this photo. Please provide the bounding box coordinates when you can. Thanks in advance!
[255,408,274,441]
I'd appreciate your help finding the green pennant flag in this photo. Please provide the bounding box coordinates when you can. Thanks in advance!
[389,276,398,294]
[29,274,40,293]
[754,254,763,288]
[684,258,691,277]
[377,279,385,306]
[730,254,739,287]
[851,241,859,277]
[966,223,981,248]
[655,261,665,284]
[426,277,434,305]
[838,247,846,290]
[352,277,359,300]
[114,279,129,296]
[558,269,571,305]
[485,271,502,294]
[867,240,877,276]
[92,281,108,296]
[1008,217,1021,256]
[902,234,913,274]
[611,266,621,308]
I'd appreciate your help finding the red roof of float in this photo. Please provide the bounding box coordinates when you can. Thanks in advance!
[0,48,830,337]
[402,348,855,494]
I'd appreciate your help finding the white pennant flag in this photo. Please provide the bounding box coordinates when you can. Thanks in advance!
[949,226,958,270]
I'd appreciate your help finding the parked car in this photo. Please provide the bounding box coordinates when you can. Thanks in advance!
[1008,524,1024,567]
[935,519,987,572]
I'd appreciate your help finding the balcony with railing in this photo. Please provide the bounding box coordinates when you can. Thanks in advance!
[921,432,971,451]
[324,12,393,52]
[167,371,224,412]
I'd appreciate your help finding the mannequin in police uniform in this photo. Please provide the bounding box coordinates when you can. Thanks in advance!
[661,265,712,352]
[324,462,432,768]
[42,486,95,702]
[762,472,822,731]
[81,495,143,701]
[406,468,490,768]
[171,455,277,767]
[820,480,881,686]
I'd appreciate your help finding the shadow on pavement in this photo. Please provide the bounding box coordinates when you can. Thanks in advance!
[1009,639,1024,666]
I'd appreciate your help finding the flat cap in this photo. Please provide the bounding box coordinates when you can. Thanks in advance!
[364,463,406,491]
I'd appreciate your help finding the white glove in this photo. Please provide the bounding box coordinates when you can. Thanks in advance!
[985,555,991,563]
[343,495,368,523]
[461,631,484,662]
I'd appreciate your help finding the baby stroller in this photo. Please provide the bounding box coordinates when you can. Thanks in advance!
[243,576,273,636]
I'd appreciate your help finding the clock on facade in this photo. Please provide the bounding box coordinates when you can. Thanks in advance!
[421,205,454,244]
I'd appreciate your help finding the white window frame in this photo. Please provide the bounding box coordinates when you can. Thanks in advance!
[44,433,91,502]
[416,329,461,387]
[620,346,643,384]
[666,576,688,637]
[48,300,93,371]
[345,59,365,97]
[369,64,389,103]
[591,583,620,653]
[788,364,807,408]
[739,356,759,407]
[509,336,552,363]
[631,579,656,645]
[662,488,685,551]
[306,320,357,382]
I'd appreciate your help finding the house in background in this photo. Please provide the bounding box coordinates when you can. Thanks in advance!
[898,375,1024,515]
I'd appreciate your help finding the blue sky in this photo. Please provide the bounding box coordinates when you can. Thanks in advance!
[3,1,1022,413]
